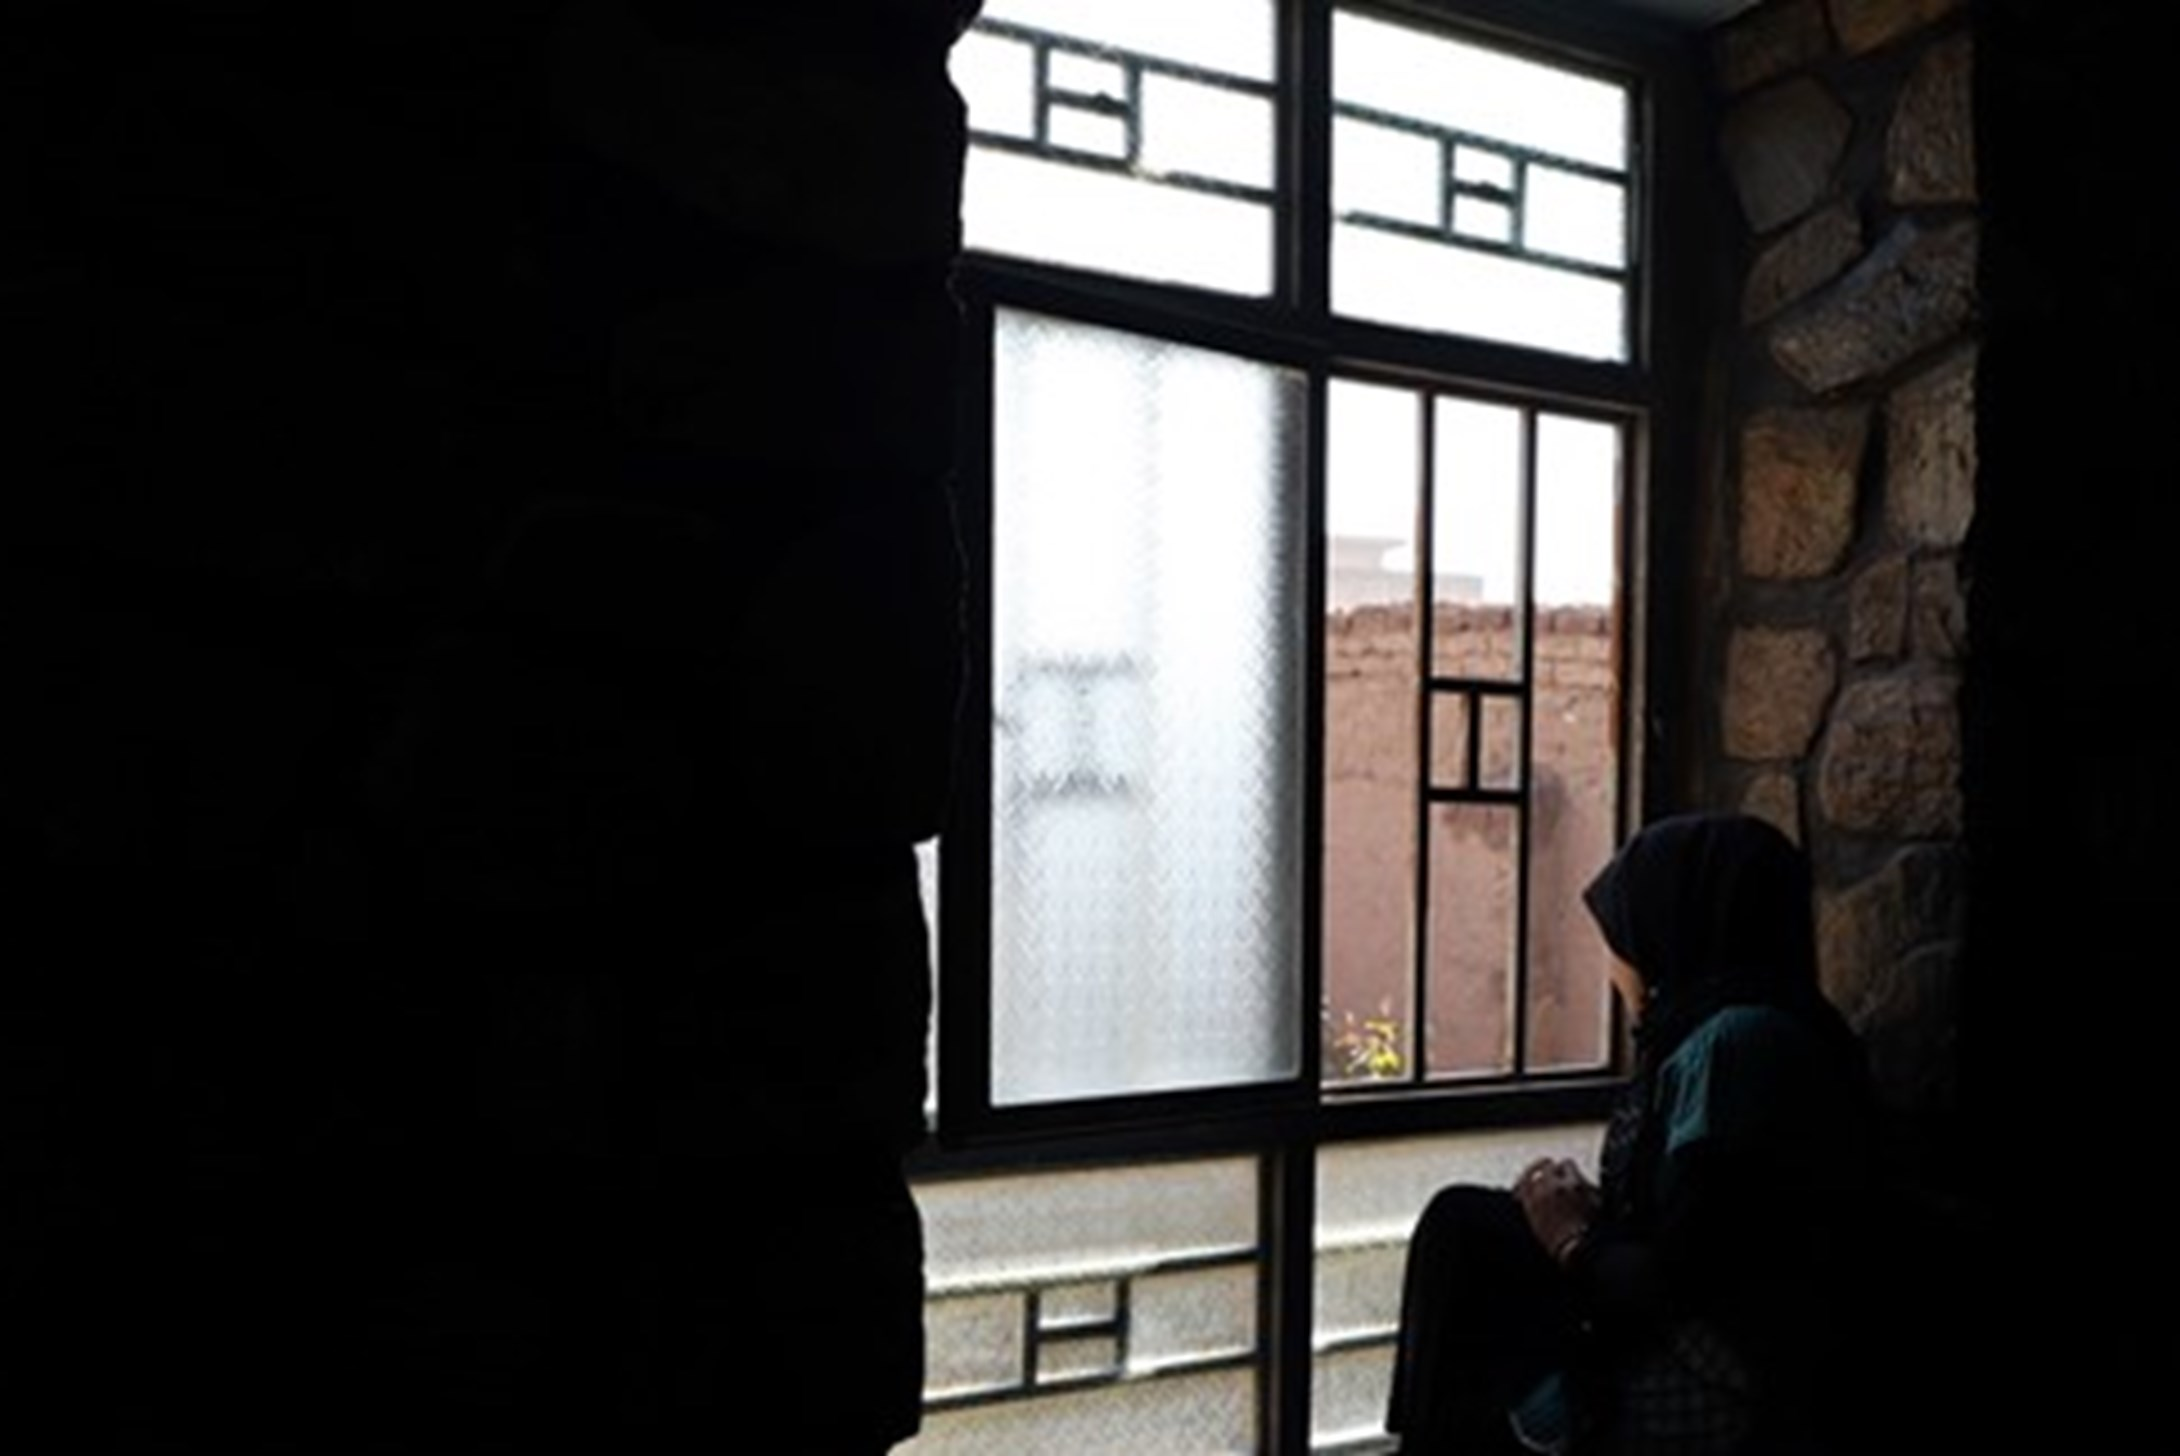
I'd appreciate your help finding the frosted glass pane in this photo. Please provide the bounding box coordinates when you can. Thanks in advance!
[904,1368,1257,1455]
[1333,116,1441,228]
[952,30,1036,139]
[1312,1128,1604,1450]
[1432,398,1525,681]
[1324,379,1420,1089]
[1318,1126,1604,1243]
[1332,11,1628,173]
[1044,1282,1117,1323]
[1527,415,1624,1072]
[980,0,1276,81]
[927,1294,1025,1398]
[1527,167,1628,269]
[920,1158,1257,1285]
[991,310,1305,1106]
[1312,1346,1396,1450]
[1139,74,1274,190]
[1133,1265,1257,1366]
[911,1158,1260,1455]
[1040,1337,1120,1381]
[1335,221,1627,361]
[963,148,1273,295]
[1424,803,1518,1077]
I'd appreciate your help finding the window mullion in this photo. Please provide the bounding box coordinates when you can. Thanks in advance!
[1286,0,1334,318]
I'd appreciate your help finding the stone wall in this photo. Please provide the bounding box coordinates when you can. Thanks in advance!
[1703,0,1974,1111]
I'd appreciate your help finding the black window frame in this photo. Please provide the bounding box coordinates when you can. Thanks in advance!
[913,1,1707,1449]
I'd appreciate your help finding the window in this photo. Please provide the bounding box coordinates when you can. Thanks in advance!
[910,4,1689,1451]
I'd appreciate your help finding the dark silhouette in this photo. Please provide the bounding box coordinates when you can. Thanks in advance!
[5,4,965,1449]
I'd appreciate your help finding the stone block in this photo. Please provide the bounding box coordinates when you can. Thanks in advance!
[1743,202,1864,325]
[1816,858,1906,1016]
[1848,553,1909,661]
[1712,0,1833,94]
[1886,346,1977,547]
[1741,770,1803,843]
[1738,405,1869,579]
[1888,33,1975,205]
[1854,937,1960,1111]
[1721,78,1853,234]
[1828,0,1963,56]
[1910,554,1966,661]
[1770,220,1977,394]
[1724,628,1838,761]
[1816,672,1961,835]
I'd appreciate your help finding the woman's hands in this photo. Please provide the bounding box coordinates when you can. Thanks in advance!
[1514,1158,1600,1264]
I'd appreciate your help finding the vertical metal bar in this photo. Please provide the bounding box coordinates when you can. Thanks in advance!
[1411,391,1436,1084]
[1114,1274,1134,1369]
[1511,408,1540,1076]
[939,289,998,1137]
[1623,81,1646,369]
[1511,156,1529,256]
[1440,135,1457,236]
[1288,0,1333,315]
[1123,57,1144,165]
[1463,689,1481,791]
[1261,1144,1317,1456]
[1033,39,1052,147]
[1024,1288,1043,1392]
[1302,365,1328,1095]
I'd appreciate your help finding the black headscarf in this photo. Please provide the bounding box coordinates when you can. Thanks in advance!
[1582,813,1863,1214]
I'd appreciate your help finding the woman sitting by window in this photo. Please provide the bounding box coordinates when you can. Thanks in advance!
[1387,813,1873,1454]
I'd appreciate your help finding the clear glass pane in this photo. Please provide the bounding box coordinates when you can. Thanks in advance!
[1046,50,1126,99]
[1324,380,1421,1089]
[1332,10,1629,173]
[1047,104,1128,158]
[1312,1128,1606,1452]
[1428,693,1522,792]
[962,149,1274,295]
[1526,167,1628,269]
[1424,803,1519,1077]
[1139,74,1274,190]
[1333,116,1442,228]
[1431,398,1525,682]
[980,0,1277,82]
[1427,692,1472,792]
[911,1158,1260,1456]
[1452,196,1513,244]
[1527,415,1624,1071]
[1481,694,1523,791]
[992,310,1305,1105]
[1334,222,1628,360]
[1453,145,1514,190]
[953,29,1038,139]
